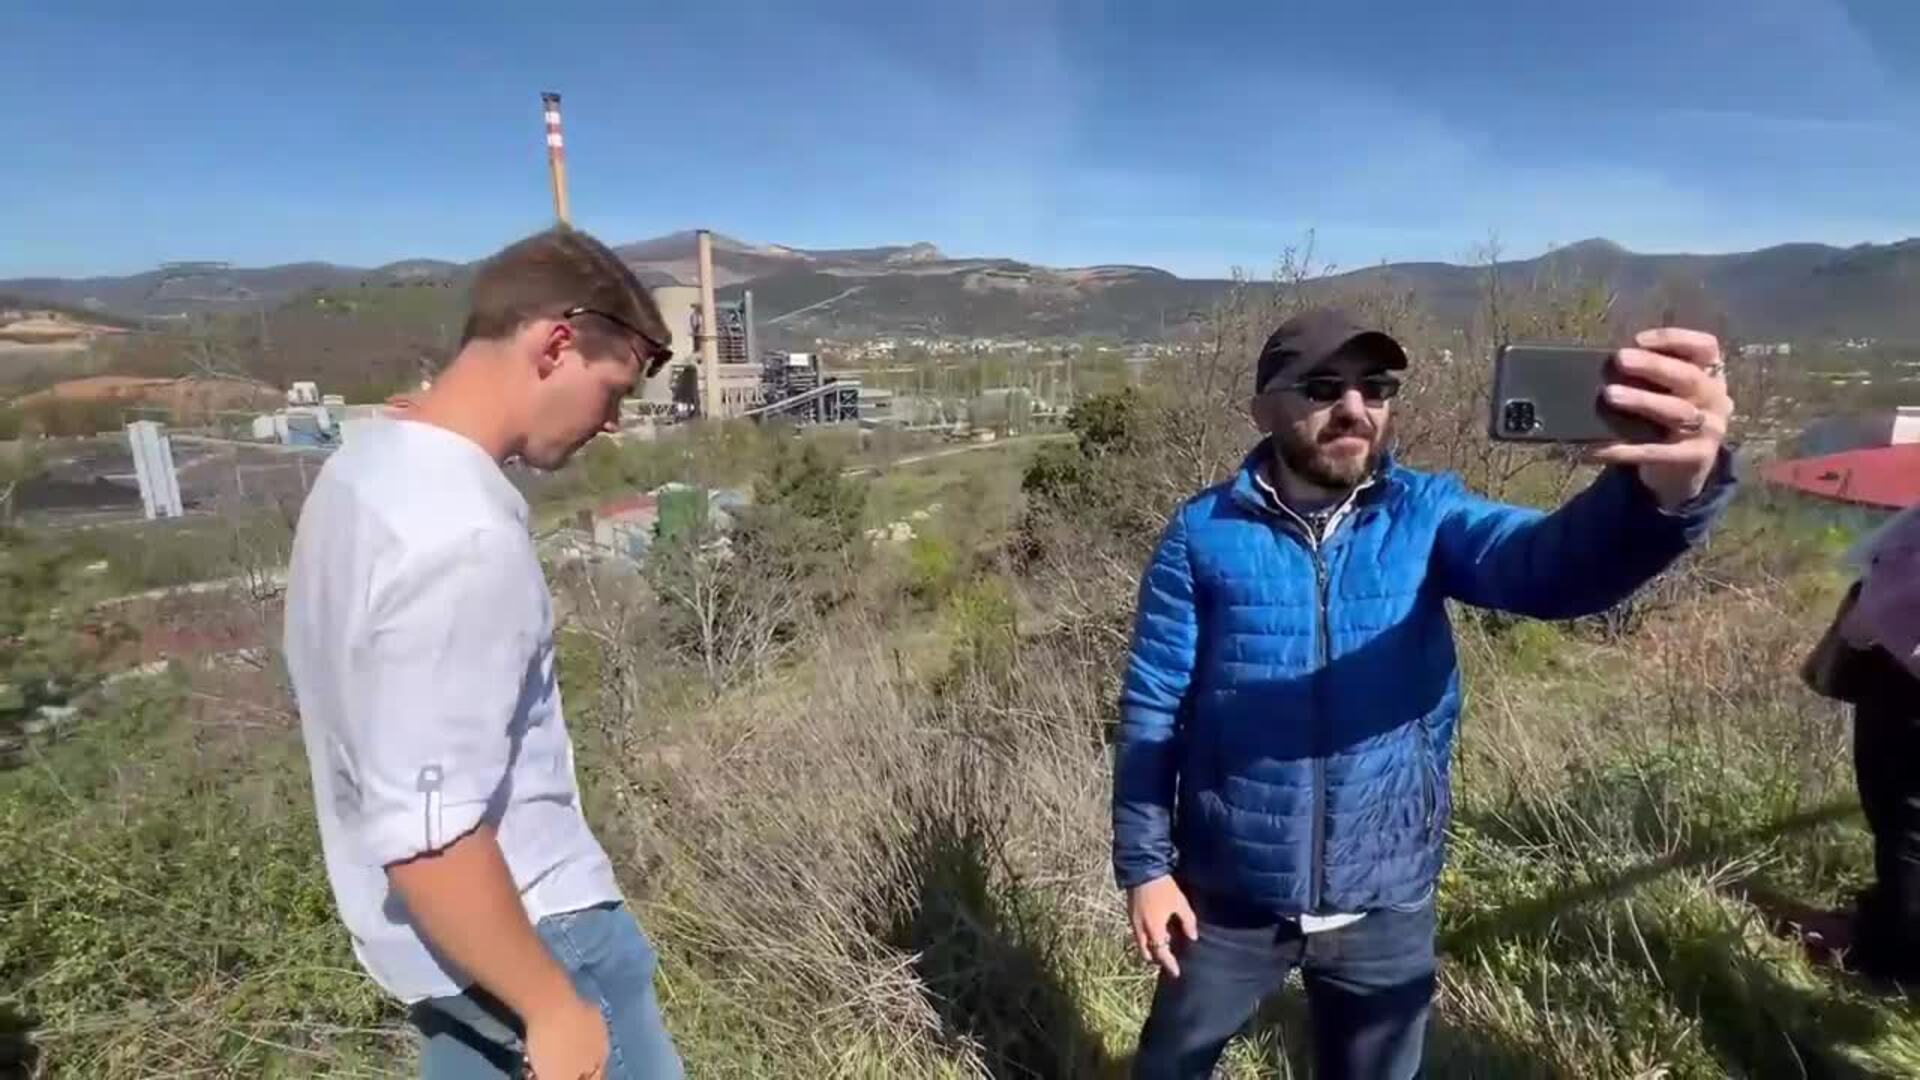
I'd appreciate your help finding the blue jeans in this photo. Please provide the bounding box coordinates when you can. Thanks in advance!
[409,903,683,1079]
[1132,888,1436,1080]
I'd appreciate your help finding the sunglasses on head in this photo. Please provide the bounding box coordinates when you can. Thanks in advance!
[1279,372,1402,405]
[562,305,676,378]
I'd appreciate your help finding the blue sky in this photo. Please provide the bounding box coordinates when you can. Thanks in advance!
[4,0,1917,278]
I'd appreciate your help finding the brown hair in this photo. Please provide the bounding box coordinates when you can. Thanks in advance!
[459,226,670,353]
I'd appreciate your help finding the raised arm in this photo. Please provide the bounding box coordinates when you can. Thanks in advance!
[1430,456,1734,619]
[1435,327,1738,618]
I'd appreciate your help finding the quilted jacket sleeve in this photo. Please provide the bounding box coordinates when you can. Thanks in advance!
[1113,505,1200,890]
[1432,451,1736,619]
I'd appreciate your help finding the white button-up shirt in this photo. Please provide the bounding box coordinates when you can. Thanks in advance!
[284,418,621,1002]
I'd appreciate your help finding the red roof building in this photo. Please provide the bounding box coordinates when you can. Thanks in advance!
[595,493,659,522]
[1764,444,1920,511]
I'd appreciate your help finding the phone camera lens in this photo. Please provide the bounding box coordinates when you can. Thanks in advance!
[1503,400,1538,434]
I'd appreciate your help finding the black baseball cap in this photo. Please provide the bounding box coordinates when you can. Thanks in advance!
[1255,308,1409,394]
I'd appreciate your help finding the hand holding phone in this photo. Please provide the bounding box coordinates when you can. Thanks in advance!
[1490,329,1734,509]
[1488,345,1665,444]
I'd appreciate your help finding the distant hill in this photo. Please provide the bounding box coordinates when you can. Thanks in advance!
[614,233,954,292]
[0,294,140,330]
[1330,237,1920,344]
[714,260,1214,344]
[0,261,466,320]
[4,233,1918,348]
[715,235,1920,345]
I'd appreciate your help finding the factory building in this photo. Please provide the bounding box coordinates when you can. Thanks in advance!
[563,483,751,566]
[647,285,700,411]
[749,351,861,425]
[648,283,761,419]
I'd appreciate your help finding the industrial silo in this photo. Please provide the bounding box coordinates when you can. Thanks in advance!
[647,284,702,408]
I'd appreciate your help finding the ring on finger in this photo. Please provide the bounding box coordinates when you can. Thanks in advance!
[1676,409,1706,436]
[1705,360,1726,380]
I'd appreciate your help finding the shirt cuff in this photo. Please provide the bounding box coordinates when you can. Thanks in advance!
[349,780,494,868]
[1654,445,1738,519]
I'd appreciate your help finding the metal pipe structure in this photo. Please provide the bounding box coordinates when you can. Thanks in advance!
[697,230,720,418]
[541,91,570,224]
[742,290,757,369]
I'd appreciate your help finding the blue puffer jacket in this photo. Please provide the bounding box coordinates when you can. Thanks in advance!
[1113,443,1735,913]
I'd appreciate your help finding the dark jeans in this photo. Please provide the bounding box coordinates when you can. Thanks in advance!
[1133,888,1436,1080]
[1854,694,1920,981]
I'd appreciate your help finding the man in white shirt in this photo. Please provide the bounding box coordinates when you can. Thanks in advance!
[284,226,680,1079]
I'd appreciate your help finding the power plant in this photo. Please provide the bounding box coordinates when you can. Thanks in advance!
[692,229,766,419]
[533,94,874,428]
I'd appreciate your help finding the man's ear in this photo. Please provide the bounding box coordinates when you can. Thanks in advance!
[534,319,573,379]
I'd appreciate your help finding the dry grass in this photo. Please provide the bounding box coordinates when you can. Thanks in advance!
[546,474,1920,1080]
[7,259,1915,1076]
[10,457,1919,1078]
[562,596,1130,1077]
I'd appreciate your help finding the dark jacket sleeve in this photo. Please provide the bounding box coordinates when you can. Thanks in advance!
[1112,505,1200,890]
[1432,450,1737,618]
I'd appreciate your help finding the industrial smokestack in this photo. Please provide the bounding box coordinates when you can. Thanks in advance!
[697,229,720,419]
[541,91,570,224]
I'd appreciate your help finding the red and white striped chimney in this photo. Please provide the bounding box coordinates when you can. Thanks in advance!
[541,91,570,224]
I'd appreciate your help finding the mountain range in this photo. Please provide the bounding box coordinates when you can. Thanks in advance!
[5,232,1919,345]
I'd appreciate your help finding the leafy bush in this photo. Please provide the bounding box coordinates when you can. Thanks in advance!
[1020,389,1145,515]
[904,533,961,606]
[753,441,866,553]
[1018,440,1096,509]
[0,530,130,738]
[943,577,1019,692]
[1065,388,1141,455]
[643,440,871,692]
[1,680,401,1075]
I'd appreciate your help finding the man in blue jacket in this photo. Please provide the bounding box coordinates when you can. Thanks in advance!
[1116,309,1736,1079]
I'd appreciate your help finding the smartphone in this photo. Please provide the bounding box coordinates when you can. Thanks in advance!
[1488,344,1666,444]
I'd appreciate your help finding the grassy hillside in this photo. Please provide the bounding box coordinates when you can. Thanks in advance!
[250,283,463,394]
[5,273,1916,1078]
[5,415,1918,1078]
[0,290,436,405]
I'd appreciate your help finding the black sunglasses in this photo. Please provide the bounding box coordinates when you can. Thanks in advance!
[561,305,675,378]
[1283,372,1402,405]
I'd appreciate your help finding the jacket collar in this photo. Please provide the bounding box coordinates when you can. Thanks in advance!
[1228,438,1399,519]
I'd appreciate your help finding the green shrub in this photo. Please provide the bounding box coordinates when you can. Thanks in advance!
[904,533,961,606]
[1494,618,1565,675]
[754,441,865,551]
[1,681,401,1074]
[943,577,1019,691]
[0,529,131,736]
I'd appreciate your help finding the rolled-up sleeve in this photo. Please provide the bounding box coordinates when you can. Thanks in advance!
[334,528,541,868]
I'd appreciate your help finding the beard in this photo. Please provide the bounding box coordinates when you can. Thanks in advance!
[1273,413,1389,491]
